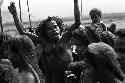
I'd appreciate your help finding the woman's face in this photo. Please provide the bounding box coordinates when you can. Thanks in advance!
[46,20,61,41]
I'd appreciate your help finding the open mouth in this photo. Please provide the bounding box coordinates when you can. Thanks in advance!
[54,32,59,35]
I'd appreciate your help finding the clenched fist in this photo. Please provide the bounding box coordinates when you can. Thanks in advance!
[8,2,17,16]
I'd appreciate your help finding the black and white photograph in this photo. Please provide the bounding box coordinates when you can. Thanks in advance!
[0,0,125,83]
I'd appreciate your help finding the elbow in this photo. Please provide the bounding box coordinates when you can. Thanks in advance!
[19,31,25,35]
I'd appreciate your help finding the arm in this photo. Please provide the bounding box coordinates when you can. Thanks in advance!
[8,2,26,35]
[12,14,26,34]
[74,0,81,25]
[8,2,48,46]
[60,0,81,44]
[8,2,38,43]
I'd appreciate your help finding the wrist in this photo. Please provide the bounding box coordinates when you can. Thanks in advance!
[12,13,18,19]
[12,12,17,16]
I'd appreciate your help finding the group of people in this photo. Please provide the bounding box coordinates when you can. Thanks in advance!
[0,0,125,83]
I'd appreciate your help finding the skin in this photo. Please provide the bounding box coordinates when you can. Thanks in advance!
[8,51,36,83]
[8,0,80,46]
[8,0,81,83]
[7,35,41,83]
[46,20,61,41]
[71,7,120,83]
[90,14,101,24]
[90,10,107,31]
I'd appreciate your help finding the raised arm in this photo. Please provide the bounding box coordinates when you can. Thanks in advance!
[8,2,38,43]
[59,0,81,44]
[8,2,48,46]
[8,2,26,35]
[74,0,81,25]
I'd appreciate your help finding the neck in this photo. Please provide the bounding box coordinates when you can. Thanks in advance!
[18,62,29,73]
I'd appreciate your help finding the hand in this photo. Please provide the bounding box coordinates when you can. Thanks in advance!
[8,2,17,15]
[74,0,78,2]
[74,0,78,3]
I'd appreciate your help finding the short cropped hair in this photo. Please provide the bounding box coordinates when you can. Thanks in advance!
[89,8,102,18]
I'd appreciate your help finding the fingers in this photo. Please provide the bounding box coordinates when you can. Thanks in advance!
[9,2,15,9]
[8,2,17,15]
[10,2,15,6]
[8,6,10,10]
[8,2,13,10]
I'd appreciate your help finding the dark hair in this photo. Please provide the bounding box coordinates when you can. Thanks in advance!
[0,33,12,59]
[72,25,115,48]
[89,8,102,18]
[35,16,64,42]
[115,28,125,38]
[85,42,125,81]
[72,27,89,47]
[100,31,115,48]
[8,35,35,58]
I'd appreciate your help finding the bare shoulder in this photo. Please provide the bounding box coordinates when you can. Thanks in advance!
[21,72,35,83]
[26,72,34,79]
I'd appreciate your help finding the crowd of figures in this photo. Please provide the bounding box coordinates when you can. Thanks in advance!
[0,0,125,83]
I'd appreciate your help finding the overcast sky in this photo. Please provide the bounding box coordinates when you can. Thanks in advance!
[1,0,125,19]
